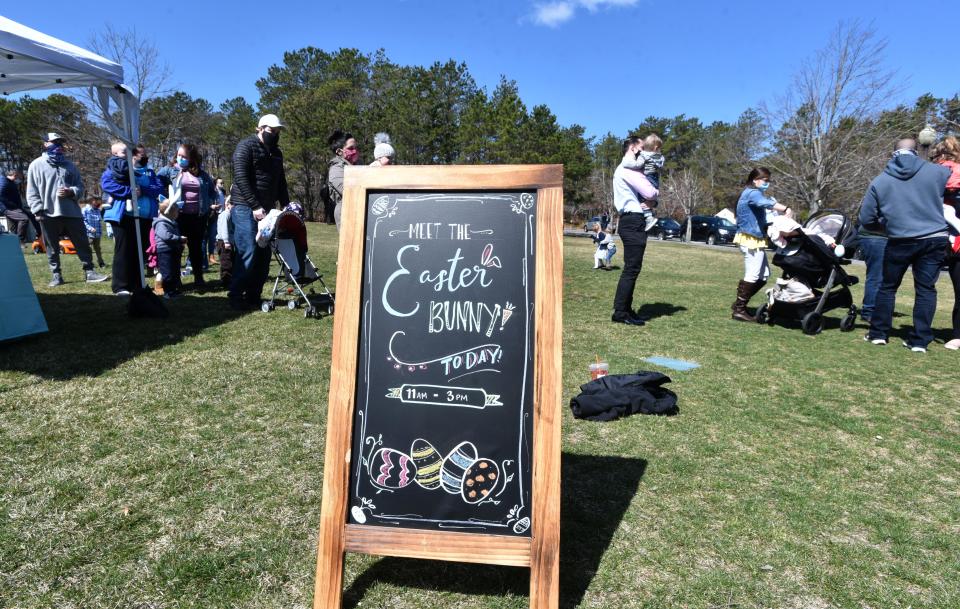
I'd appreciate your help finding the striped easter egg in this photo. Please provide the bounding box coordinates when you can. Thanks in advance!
[368,447,417,490]
[440,441,477,495]
[410,438,442,490]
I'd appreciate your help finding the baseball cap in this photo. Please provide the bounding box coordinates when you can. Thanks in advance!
[257,114,284,129]
[45,132,65,143]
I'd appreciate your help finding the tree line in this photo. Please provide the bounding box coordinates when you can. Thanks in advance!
[1,23,957,223]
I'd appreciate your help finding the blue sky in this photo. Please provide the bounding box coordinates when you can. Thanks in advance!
[5,1,956,140]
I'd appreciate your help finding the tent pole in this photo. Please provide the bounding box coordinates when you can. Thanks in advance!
[120,102,147,290]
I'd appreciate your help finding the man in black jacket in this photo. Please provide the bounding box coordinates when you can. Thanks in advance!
[228,114,290,309]
[0,169,41,245]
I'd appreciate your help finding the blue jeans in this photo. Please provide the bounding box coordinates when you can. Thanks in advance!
[868,236,947,347]
[228,205,271,304]
[204,213,218,255]
[157,248,182,294]
[858,236,887,320]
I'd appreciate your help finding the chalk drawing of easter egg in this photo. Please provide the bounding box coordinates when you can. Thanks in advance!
[371,196,390,216]
[461,458,500,504]
[512,516,531,534]
[440,441,477,495]
[368,448,417,490]
[410,438,442,490]
[350,505,367,524]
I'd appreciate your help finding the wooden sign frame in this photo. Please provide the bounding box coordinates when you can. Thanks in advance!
[313,165,563,609]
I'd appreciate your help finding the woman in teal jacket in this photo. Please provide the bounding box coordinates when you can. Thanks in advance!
[164,143,218,286]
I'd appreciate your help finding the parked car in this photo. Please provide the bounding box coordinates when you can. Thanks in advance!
[679,215,736,245]
[583,215,609,232]
[650,218,681,240]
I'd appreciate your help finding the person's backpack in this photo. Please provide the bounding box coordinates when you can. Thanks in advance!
[320,180,331,207]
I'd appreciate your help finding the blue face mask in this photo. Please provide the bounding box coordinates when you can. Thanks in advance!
[46,144,65,164]
[758,182,770,192]
[177,157,189,169]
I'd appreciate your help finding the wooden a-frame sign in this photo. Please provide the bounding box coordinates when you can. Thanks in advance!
[313,165,563,608]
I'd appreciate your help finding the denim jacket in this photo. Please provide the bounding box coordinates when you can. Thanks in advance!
[735,188,775,239]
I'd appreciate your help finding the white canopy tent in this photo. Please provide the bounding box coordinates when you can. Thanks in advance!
[1,15,149,297]
[0,15,140,144]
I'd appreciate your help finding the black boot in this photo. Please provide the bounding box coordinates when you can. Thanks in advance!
[732,280,755,322]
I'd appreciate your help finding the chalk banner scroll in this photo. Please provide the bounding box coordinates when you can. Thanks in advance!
[350,191,536,532]
[314,165,563,609]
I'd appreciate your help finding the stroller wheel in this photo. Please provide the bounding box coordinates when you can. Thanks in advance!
[755,303,769,325]
[325,303,335,316]
[305,306,316,318]
[801,311,824,335]
[261,301,273,313]
[288,300,299,310]
[840,313,856,332]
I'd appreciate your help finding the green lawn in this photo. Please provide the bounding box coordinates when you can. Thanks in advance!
[2,224,958,608]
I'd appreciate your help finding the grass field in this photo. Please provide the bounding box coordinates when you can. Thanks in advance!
[2,224,959,609]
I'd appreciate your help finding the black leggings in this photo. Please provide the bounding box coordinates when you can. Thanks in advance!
[949,254,960,340]
[178,213,206,280]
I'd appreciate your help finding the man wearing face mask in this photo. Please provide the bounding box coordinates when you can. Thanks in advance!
[229,114,290,310]
[1,169,42,246]
[26,133,109,287]
[861,138,952,352]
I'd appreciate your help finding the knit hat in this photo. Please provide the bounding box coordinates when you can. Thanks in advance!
[373,132,395,160]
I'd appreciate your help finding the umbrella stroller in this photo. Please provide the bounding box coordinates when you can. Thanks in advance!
[756,210,859,335]
[260,210,334,318]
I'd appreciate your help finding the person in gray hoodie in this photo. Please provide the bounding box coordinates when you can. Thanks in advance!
[153,199,186,298]
[26,133,109,287]
[859,137,952,351]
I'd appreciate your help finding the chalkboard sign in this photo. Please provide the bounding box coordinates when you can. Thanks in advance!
[348,191,536,535]
[315,166,563,609]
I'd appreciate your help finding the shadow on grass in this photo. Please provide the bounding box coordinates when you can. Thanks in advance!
[635,301,687,320]
[0,291,246,380]
[341,453,647,609]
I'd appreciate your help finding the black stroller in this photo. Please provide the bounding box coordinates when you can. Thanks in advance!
[260,210,334,318]
[756,210,859,335]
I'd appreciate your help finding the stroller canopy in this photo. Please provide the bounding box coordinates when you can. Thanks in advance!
[274,211,309,251]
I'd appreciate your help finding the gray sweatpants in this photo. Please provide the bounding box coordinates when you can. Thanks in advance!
[38,215,95,276]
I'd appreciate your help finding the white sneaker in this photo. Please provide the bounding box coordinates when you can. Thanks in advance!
[902,341,926,353]
[863,334,887,345]
[945,339,960,350]
[644,215,658,232]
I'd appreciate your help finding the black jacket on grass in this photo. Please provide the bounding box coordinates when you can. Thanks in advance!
[230,134,290,211]
[570,372,678,421]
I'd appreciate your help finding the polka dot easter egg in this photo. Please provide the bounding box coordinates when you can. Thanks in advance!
[461,458,500,504]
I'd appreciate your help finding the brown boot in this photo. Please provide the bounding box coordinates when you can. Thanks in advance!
[732,280,755,322]
[747,280,768,300]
